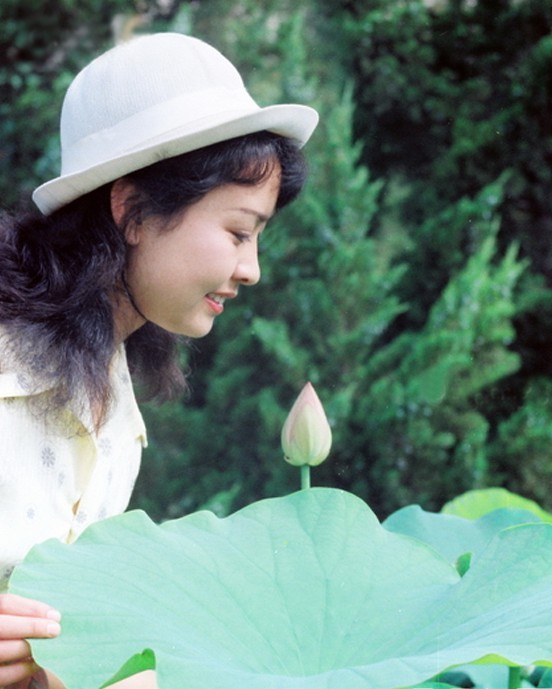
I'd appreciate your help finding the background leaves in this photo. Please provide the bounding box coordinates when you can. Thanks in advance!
[3,0,552,518]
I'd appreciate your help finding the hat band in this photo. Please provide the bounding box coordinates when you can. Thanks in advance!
[61,87,260,176]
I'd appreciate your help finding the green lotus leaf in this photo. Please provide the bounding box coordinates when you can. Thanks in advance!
[442,487,552,522]
[538,668,552,687]
[383,504,542,564]
[440,663,512,689]
[439,665,512,689]
[10,488,552,689]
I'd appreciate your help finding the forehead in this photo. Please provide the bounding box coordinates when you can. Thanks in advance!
[200,165,281,214]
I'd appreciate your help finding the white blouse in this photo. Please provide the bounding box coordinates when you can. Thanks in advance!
[0,345,147,592]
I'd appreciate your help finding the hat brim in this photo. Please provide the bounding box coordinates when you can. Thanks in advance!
[32,103,318,215]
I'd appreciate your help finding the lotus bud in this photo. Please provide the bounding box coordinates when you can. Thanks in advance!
[281,382,332,467]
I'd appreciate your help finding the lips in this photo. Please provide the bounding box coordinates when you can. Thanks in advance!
[205,292,227,315]
[206,293,226,306]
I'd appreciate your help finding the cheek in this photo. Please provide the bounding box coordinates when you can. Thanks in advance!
[125,241,174,300]
[125,226,233,301]
[126,248,203,306]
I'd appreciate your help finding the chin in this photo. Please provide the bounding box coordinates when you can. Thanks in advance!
[173,320,215,338]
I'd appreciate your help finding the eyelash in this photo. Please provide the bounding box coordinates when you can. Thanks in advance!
[232,231,251,244]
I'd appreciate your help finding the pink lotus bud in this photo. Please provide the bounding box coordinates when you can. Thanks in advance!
[281,382,332,467]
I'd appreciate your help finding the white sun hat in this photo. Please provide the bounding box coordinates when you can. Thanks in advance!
[32,32,319,215]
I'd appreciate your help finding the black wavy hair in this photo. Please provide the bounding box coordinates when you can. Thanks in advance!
[0,131,307,427]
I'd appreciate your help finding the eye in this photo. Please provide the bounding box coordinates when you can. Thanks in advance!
[231,231,251,244]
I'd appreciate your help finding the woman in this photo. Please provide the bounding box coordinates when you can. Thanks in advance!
[0,32,318,688]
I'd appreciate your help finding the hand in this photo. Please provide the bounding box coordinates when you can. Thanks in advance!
[0,594,61,687]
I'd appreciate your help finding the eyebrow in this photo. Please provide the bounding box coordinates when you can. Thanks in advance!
[233,208,273,224]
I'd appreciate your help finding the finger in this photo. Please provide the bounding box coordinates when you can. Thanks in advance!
[0,656,39,686]
[0,638,32,663]
[0,594,61,621]
[0,613,61,640]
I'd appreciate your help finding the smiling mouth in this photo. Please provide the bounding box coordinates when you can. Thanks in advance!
[207,293,226,305]
[205,293,226,314]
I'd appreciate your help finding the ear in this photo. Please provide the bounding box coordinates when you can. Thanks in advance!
[110,178,141,245]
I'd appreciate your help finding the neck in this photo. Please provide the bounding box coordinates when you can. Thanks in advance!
[112,283,147,345]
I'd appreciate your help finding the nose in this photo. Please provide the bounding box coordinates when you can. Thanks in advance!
[234,244,261,286]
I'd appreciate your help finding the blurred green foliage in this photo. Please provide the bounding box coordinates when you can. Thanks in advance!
[2,0,552,519]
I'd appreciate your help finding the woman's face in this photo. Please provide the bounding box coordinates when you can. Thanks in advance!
[117,164,280,339]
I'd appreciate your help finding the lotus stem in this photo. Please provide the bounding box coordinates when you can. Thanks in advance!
[508,666,522,689]
[300,464,311,490]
